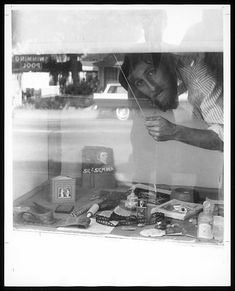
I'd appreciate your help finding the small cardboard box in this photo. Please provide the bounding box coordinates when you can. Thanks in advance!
[51,176,76,204]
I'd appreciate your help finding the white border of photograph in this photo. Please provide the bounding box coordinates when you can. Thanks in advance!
[4,4,231,286]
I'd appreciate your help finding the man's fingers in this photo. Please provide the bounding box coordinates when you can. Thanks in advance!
[145,121,161,127]
[148,130,168,141]
[145,116,162,121]
[145,116,164,127]
[153,135,167,141]
[149,131,160,136]
[148,127,160,133]
[145,116,162,123]
[153,135,165,142]
[148,130,161,139]
[147,131,167,142]
[145,116,170,142]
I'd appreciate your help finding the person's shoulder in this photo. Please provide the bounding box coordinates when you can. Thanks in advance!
[171,53,198,67]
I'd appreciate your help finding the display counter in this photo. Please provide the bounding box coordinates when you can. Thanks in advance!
[13,179,223,245]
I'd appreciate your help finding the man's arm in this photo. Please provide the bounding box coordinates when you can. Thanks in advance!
[145,116,223,151]
[174,124,223,151]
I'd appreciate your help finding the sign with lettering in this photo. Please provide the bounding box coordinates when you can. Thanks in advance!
[12,55,50,73]
[82,146,116,188]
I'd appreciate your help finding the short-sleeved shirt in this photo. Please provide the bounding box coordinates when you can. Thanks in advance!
[174,53,223,141]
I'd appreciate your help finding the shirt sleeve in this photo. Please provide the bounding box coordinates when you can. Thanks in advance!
[207,124,224,141]
[177,54,224,142]
[200,83,224,141]
[192,59,224,142]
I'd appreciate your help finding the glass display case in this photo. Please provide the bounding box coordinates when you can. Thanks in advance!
[12,50,224,244]
[5,5,230,286]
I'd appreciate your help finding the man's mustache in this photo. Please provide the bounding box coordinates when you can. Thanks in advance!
[152,98,178,111]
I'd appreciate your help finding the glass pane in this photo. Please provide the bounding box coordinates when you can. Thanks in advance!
[10,7,225,248]
[107,86,117,93]
[12,52,224,244]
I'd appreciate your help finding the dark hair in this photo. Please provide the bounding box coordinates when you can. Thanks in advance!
[119,53,162,91]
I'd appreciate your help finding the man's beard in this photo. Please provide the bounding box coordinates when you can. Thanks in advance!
[153,99,178,111]
[151,91,178,112]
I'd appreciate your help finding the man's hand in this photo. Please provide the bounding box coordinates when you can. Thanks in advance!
[145,116,177,141]
[145,115,223,151]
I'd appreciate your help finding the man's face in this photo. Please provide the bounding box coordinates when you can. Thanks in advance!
[128,60,178,111]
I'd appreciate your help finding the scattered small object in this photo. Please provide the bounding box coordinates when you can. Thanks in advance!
[173,205,187,214]
[190,218,197,225]
[71,205,91,217]
[184,233,196,238]
[192,218,197,225]
[95,213,119,227]
[89,196,100,201]
[97,210,113,218]
[14,206,31,213]
[113,215,138,226]
[55,204,74,214]
[212,215,224,242]
[165,225,183,235]
[125,187,138,210]
[14,202,56,225]
[89,191,101,201]
[152,199,203,220]
[98,199,119,211]
[206,198,224,217]
[148,212,165,225]
[140,226,195,239]
[197,201,213,240]
[113,205,132,217]
[87,203,100,218]
[136,204,147,225]
[57,214,91,229]
[13,207,26,223]
[75,216,91,228]
[121,226,137,231]
[155,223,166,230]
[140,228,166,237]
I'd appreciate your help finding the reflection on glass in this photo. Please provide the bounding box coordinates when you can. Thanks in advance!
[12,52,224,243]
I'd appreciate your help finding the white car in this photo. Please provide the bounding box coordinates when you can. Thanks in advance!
[93,83,130,120]
[93,83,127,100]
